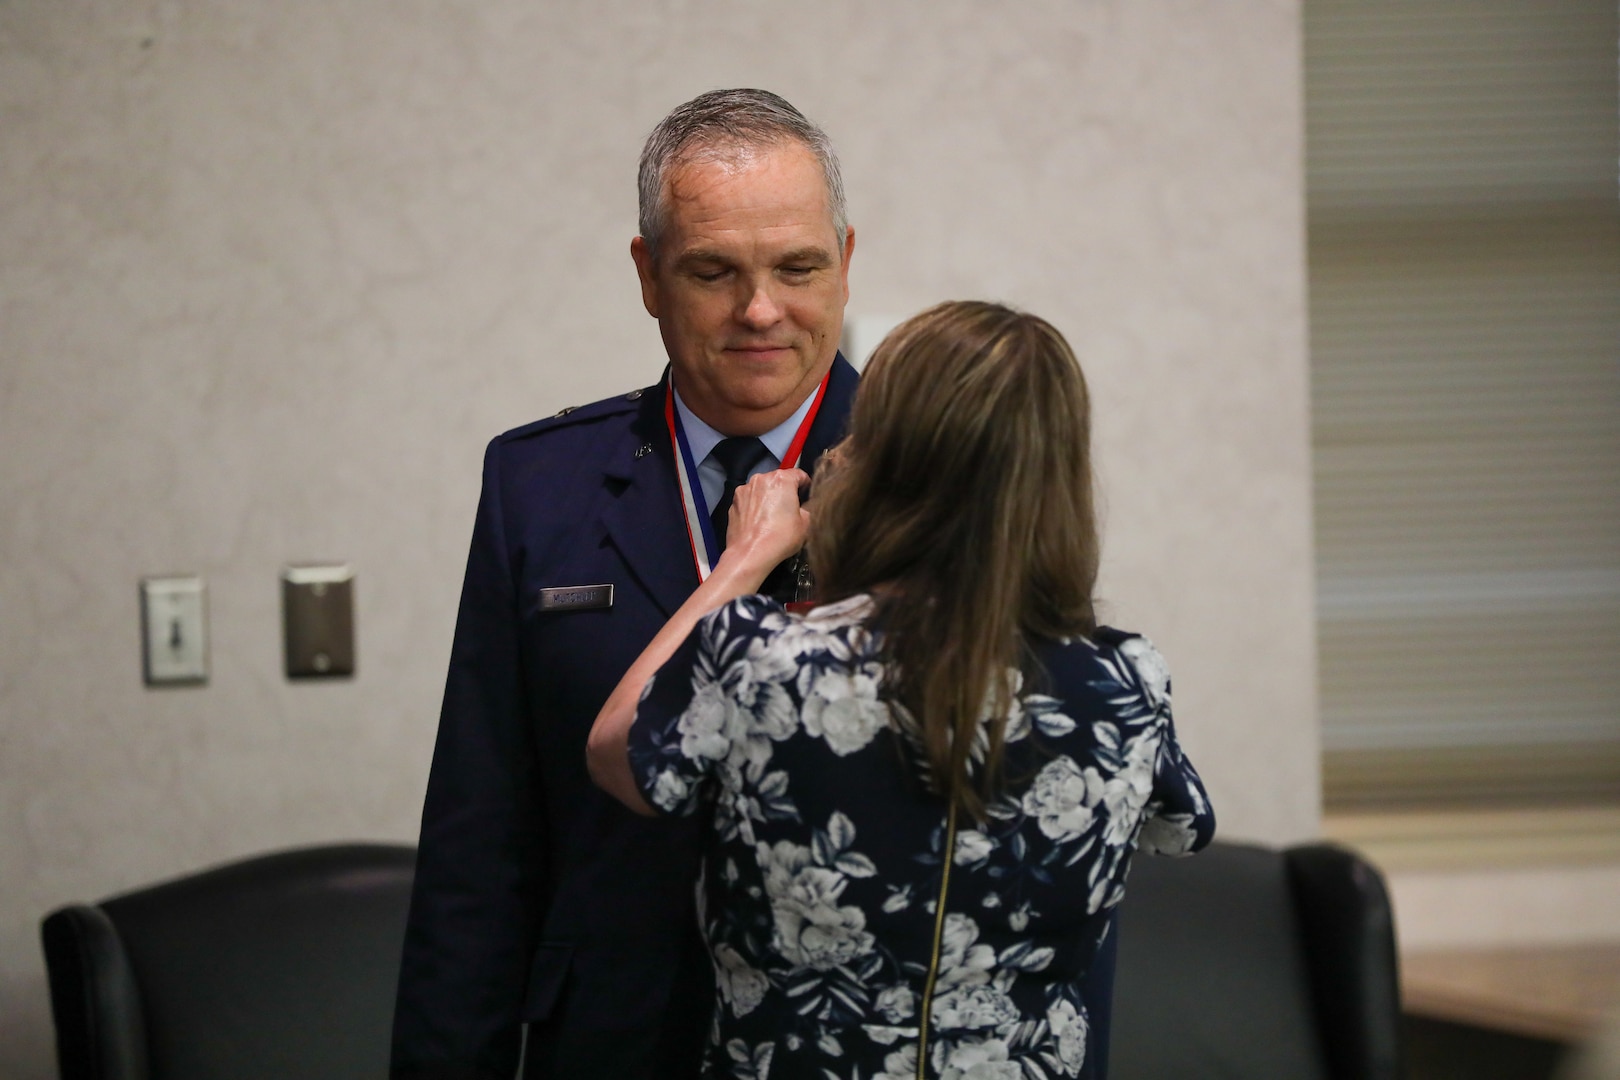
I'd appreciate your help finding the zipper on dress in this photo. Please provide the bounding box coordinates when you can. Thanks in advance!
[915,798,960,1079]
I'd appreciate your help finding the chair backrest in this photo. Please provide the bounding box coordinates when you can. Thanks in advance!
[42,843,415,1080]
[1109,840,1402,1080]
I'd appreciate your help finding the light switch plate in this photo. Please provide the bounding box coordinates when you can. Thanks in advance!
[141,576,208,686]
[282,564,355,678]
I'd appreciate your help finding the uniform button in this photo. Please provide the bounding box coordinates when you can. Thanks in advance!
[555,405,577,417]
[634,443,653,459]
[625,389,645,401]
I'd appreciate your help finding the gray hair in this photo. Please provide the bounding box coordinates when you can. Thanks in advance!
[637,88,847,260]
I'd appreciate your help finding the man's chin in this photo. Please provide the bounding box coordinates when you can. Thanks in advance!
[711,376,823,429]
[721,385,803,415]
[723,346,797,365]
[679,351,832,429]
[713,360,811,400]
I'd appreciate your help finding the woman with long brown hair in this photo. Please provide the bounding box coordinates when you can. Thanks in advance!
[589,300,1213,1080]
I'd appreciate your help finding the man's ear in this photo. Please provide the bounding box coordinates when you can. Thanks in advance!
[630,236,660,318]
[839,226,855,304]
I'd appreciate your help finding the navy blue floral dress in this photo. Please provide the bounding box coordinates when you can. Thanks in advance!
[628,594,1214,1080]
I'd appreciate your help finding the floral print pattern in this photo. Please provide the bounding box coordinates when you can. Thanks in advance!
[629,594,1214,1079]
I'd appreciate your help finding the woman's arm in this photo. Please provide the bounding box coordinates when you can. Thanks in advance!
[586,467,810,814]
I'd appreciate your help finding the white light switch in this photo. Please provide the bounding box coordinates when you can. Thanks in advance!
[141,576,208,685]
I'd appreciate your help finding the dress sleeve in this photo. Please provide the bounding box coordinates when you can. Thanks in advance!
[1114,636,1217,858]
[627,595,774,816]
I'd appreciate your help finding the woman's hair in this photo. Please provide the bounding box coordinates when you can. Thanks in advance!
[809,300,1100,820]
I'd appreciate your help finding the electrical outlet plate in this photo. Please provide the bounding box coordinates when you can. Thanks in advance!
[282,564,355,678]
[141,576,208,686]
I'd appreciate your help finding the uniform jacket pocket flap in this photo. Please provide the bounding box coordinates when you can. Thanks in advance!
[522,942,573,1022]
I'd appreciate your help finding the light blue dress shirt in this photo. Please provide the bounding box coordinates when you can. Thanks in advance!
[670,380,818,513]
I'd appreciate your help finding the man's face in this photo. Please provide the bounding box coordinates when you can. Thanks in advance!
[631,141,855,437]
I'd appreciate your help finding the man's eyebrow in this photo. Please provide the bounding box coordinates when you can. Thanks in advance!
[777,247,836,268]
[671,249,733,272]
[667,249,738,275]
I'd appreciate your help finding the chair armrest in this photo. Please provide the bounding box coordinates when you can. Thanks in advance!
[1285,843,1403,1080]
[41,904,150,1080]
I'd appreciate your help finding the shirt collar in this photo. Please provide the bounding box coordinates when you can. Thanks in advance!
[669,376,818,466]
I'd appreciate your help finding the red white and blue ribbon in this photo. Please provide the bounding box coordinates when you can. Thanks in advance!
[665,370,830,582]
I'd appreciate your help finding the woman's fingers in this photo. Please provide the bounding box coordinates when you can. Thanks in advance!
[727,469,811,569]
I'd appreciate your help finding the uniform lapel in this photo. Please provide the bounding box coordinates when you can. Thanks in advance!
[798,353,859,475]
[600,378,698,619]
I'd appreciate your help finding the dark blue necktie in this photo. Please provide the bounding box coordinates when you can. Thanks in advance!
[709,437,770,551]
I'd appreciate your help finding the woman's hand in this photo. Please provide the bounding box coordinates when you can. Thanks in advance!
[588,466,810,816]
[717,468,810,584]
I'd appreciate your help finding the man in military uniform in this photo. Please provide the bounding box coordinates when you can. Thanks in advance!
[390,89,859,1079]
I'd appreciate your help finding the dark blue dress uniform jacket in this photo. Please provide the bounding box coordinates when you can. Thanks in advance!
[391,358,860,1080]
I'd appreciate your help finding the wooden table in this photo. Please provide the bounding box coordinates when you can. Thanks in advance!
[1403,945,1620,1043]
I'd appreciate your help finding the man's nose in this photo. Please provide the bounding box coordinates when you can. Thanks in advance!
[737,281,783,328]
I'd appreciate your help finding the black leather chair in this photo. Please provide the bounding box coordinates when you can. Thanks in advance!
[40,843,415,1080]
[1111,840,1402,1080]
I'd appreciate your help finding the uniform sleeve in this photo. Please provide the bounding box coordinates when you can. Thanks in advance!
[627,595,773,816]
[391,439,544,1080]
[1115,636,1217,858]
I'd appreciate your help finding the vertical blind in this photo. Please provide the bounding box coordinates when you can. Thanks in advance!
[1306,1,1620,807]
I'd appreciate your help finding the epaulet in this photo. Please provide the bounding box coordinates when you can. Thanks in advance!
[497,384,657,444]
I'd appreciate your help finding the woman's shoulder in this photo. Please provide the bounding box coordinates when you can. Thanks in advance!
[1044,625,1168,677]
[702,592,879,653]
[1031,626,1172,718]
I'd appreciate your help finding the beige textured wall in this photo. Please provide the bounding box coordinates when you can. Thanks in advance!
[0,2,1314,1075]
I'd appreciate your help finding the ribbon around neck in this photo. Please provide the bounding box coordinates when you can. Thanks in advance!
[665,370,830,582]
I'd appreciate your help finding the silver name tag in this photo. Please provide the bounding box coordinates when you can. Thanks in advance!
[537,584,614,612]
